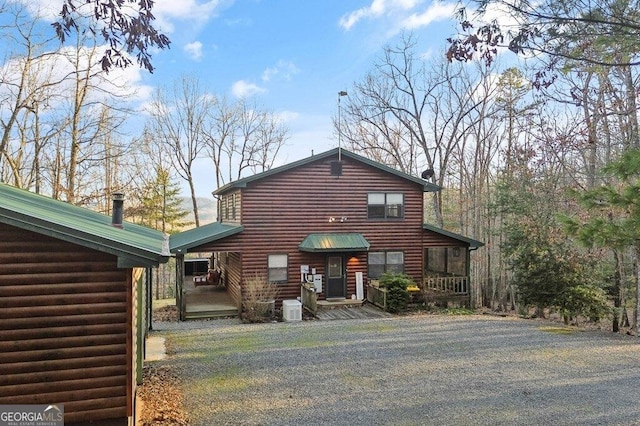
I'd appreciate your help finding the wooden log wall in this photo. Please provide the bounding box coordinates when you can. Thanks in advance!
[211,156,429,301]
[0,223,131,425]
[199,154,474,309]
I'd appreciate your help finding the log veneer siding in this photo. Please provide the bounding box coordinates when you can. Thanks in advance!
[0,223,131,425]
[205,156,459,302]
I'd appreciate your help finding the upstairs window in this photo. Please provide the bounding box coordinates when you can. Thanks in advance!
[368,192,404,219]
[231,194,237,220]
[224,196,230,220]
[221,194,238,221]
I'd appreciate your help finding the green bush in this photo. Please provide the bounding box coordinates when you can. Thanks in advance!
[558,284,611,325]
[379,273,413,313]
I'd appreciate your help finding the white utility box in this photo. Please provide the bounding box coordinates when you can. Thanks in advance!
[282,299,302,322]
[312,274,323,293]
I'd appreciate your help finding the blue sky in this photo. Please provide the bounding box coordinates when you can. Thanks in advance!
[142,0,462,196]
[11,0,465,197]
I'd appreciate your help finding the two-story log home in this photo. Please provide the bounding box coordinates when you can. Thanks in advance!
[170,148,482,318]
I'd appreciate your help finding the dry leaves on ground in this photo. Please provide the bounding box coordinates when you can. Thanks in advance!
[137,364,189,425]
[153,305,179,322]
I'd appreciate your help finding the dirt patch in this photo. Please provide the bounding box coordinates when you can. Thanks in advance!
[137,364,189,425]
[138,307,185,424]
[153,305,179,322]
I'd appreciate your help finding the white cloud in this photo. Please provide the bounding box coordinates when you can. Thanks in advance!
[0,44,153,134]
[479,1,523,30]
[401,2,457,29]
[419,48,435,60]
[184,41,204,61]
[11,0,231,33]
[153,0,229,33]
[261,60,300,82]
[339,0,421,30]
[11,0,64,21]
[276,110,300,123]
[231,80,266,98]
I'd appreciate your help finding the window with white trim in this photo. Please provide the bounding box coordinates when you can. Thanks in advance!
[368,192,404,219]
[267,254,288,283]
[368,251,404,279]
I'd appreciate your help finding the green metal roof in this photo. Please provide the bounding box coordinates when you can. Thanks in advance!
[169,222,244,254]
[0,183,170,267]
[299,233,370,253]
[422,223,484,248]
[214,148,441,195]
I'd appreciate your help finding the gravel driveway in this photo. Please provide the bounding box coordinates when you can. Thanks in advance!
[152,315,640,426]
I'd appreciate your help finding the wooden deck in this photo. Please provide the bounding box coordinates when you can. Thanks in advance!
[183,276,239,320]
[314,302,391,320]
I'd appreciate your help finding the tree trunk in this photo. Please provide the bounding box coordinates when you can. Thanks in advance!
[612,248,621,333]
[634,243,640,337]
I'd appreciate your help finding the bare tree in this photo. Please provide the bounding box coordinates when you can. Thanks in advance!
[203,95,235,189]
[340,34,488,227]
[250,109,288,174]
[203,97,288,187]
[0,4,66,188]
[147,75,213,227]
[231,99,287,180]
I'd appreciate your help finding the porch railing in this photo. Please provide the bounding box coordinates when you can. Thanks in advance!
[366,285,387,311]
[423,276,469,295]
[300,283,318,315]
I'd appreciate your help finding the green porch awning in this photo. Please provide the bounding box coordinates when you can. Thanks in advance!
[299,233,370,253]
[169,222,243,254]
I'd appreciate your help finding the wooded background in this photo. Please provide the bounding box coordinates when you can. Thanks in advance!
[2,0,640,332]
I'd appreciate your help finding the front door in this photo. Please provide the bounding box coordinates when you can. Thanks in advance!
[326,255,346,299]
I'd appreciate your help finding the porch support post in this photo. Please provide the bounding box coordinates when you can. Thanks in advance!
[146,267,153,332]
[176,253,185,321]
[466,246,475,308]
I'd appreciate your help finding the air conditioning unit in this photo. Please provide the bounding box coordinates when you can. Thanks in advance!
[282,299,302,322]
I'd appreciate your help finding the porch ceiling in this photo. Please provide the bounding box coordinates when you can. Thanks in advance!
[299,233,370,253]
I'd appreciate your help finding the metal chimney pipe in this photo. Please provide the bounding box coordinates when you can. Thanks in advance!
[111,192,125,229]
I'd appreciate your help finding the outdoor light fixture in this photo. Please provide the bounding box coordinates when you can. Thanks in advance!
[328,216,348,223]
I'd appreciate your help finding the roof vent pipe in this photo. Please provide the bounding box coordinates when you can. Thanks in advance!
[111,192,125,229]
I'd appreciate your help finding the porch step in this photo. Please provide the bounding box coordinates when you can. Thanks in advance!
[184,309,239,320]
[317,299,365,309]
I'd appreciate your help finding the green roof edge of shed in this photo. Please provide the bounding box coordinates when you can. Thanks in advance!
[0,183,170,267]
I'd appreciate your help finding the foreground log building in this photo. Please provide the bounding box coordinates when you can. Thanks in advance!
[0,184,169,425]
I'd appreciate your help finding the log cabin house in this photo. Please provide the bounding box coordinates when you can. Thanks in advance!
[170,148,483,319]
[0,183,170,425]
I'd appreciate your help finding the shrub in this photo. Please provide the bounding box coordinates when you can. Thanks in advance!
[242,273,279,323]
[379,273,413,313]
[558,284,611,325]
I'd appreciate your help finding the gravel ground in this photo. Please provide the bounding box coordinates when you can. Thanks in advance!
[150,314,640,426]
